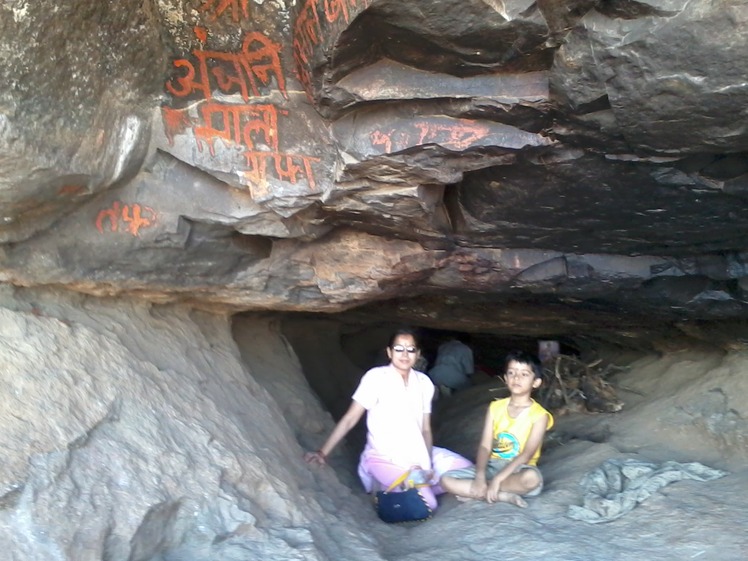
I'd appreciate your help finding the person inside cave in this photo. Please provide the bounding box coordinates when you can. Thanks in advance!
[304,326,473,513]
[427,332,475,397]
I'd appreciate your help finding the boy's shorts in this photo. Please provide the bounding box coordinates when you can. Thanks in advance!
[443,458,544,497]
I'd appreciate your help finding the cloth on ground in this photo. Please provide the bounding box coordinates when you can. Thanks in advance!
[567,458,728,524]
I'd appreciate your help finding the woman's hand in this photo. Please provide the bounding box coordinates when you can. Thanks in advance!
[408,466,435,486]
[304,450,327,465]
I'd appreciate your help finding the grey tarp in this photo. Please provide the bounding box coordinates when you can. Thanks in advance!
[567,458,728,523]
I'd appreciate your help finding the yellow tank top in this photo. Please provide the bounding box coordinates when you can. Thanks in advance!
[489,398,554,466]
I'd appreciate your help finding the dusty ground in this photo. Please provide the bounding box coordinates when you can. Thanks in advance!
[321,350,748,561]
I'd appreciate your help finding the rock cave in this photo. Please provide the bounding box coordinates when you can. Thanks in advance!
[1,1,747,560]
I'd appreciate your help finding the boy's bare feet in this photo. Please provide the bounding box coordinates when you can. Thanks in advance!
[496,492,528,508]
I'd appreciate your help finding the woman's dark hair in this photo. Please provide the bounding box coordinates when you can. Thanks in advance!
[388,326,420,348]
[503,350,542,379]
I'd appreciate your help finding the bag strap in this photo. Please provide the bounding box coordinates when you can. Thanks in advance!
[384,470,412,493]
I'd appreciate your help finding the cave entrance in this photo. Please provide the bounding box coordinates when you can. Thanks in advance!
[279,313,578,416]
[276,312,590,469]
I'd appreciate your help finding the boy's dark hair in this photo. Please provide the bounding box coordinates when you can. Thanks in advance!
[503,350,542,379]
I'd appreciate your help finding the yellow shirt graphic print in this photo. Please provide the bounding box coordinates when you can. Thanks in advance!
[488,398,554,466]
[493,432,520,459]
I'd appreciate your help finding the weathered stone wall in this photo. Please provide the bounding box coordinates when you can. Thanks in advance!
[0,287,381,561]
[1,1,748,345]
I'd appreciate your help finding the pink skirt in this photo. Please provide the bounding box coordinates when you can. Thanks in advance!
[358,446,473,510]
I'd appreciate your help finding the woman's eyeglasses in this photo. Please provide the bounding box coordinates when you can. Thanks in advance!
[392,345,418,354]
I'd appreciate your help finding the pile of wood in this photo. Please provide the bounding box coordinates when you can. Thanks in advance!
[537,355,625,415]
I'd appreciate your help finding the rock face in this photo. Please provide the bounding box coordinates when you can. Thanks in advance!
[0,288,382,561]
[2,0,748,346]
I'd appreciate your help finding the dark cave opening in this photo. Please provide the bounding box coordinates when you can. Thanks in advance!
[269,310,635,500]
[276,312,584,454]
[336,322,580,382]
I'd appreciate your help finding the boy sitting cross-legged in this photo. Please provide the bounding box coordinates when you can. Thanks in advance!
[440,350,554,507]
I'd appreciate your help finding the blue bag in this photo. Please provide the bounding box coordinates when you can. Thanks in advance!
[374,471,432,523]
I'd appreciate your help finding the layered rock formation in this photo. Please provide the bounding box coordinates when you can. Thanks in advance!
[1,0,747,347]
